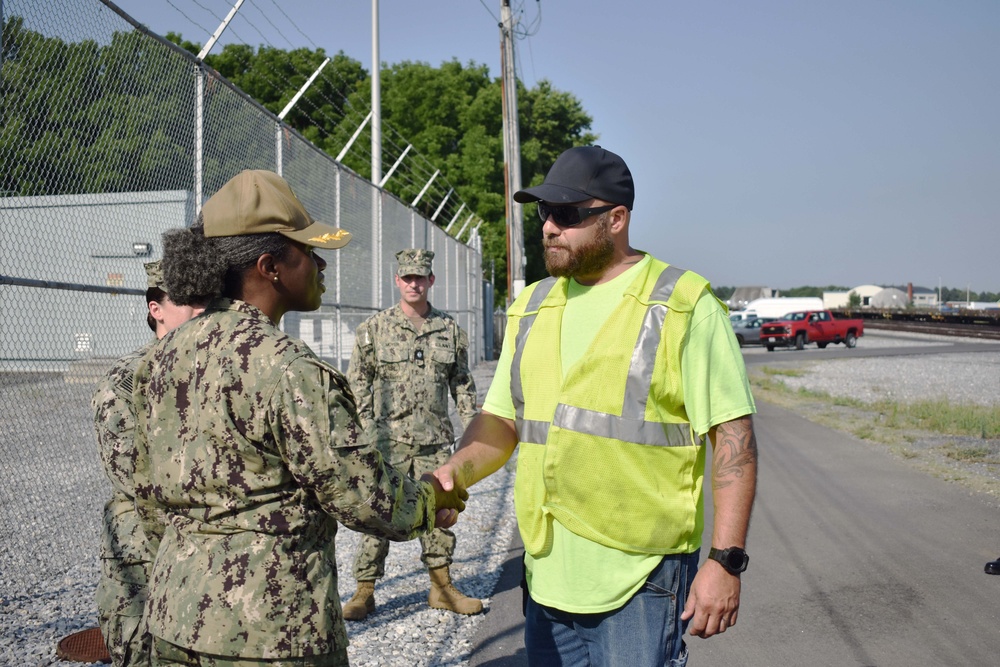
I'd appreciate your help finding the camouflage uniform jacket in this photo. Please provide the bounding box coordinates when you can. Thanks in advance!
[348,303,478,448]
[93,341,156,565]
[132,298,436,659]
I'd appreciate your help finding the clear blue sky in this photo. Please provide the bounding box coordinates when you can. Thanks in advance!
[109,0,999,293]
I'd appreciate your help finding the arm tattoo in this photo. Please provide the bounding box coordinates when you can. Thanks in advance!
[712,417,758,491]
[460,460,477,489]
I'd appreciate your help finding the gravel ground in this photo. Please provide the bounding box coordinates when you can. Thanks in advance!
[1,467,516,667]
[1,362,515,667]
[750,331,1000,407]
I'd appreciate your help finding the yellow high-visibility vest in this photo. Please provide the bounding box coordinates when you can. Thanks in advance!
[509,258,711,556]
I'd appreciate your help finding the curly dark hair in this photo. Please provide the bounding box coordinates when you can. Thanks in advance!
[161,218,293,306]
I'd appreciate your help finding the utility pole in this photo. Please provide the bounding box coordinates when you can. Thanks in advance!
[371,0,382,187]
[500,0,524,301]
[371,0,382,306]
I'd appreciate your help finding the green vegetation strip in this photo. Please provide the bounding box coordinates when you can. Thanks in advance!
[754,367,999,439]
[750,366,1000,496]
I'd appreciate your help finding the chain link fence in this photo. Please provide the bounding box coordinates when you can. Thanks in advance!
[1,0,486,603]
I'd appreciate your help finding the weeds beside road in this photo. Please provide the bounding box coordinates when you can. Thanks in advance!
[749,363,1000,500]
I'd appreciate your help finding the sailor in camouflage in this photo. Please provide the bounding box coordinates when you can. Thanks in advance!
[92,261,203,667]
[342,248,483,620]
[130,171,465,666]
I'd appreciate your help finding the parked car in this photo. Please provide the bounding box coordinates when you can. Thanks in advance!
[760,310,864,351]
[730,317,775,347]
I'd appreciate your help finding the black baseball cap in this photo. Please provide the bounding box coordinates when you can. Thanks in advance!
[513,145,634,210]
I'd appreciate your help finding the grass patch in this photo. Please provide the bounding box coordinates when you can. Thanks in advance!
[852,424,875,441]
[941,444,995,463]
[760,366,807,378]
[866,398,1000,439]
[748,367,1000,498]
[750,372,999,440]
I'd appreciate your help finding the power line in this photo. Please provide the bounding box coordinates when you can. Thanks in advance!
[477,0,500,24]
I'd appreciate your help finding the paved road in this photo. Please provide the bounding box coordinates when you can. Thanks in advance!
[469,338,1000,666]
[740,336,1000,365]
[690,399,999,666]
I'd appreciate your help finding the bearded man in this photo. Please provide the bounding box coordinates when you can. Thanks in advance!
[434,145,759,667]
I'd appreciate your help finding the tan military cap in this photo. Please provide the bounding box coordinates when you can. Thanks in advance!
[396,248,434,277]
[201,170,352,249]
[144,260,166,290]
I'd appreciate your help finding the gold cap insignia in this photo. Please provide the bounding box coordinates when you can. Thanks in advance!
[308,230,350,243]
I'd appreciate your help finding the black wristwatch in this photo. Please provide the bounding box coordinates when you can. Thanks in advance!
[708,546,749,576]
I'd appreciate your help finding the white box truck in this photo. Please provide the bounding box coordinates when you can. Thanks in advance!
[730,297,824,322]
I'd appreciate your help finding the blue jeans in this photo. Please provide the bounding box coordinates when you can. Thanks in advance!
[524,551,698,667]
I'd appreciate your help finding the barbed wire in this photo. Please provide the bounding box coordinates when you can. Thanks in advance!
[244,0,297,51]
[264,0,320,50]
[150,0,486,239]
[163,0,213,37]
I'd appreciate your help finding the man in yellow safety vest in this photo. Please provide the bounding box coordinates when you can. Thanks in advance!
[435,145,758,666]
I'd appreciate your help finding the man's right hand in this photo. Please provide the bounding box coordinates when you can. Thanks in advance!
[431,461,462,493]
[426,412,520,528]
[420,473,468,528]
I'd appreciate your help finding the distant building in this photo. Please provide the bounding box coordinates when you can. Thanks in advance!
[824,284,883,309]
[908,285,938,308]
[1,190,194,368]
[823,283,940,309]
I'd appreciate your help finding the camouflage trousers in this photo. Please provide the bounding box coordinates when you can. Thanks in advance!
[151,638,348,666]
[96,559,153,667]
[352,442,455,581]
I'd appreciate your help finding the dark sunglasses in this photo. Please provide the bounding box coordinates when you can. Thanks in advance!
[536,202,618,227]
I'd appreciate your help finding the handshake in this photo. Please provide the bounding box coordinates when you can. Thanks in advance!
[420,463,467,529]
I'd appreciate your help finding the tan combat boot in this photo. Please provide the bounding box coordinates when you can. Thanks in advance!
[342,581,376,621]
[428,566,483,615]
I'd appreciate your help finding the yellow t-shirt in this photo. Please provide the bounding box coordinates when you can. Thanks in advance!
[483,255,754,612]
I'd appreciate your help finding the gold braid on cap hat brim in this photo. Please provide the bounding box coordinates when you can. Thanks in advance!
[307,230,350,244]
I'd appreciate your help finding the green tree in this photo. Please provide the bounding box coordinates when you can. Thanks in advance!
[713,285,735,301]
[330,60,595,299]
[848,291,861,308]
[202,42,367,146]
[3,21,595,301]
[2,19,196,195]
[781,286,849,298]
[2,17,103,195]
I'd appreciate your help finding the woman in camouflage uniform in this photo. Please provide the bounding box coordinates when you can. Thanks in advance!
[91,261,203,667]
[131,170,464,667]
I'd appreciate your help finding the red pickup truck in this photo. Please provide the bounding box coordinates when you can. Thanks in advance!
[760,310,864,351]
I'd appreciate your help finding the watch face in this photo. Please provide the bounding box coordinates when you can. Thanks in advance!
[726,551,746,569]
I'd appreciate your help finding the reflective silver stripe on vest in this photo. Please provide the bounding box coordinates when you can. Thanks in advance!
[519,419,550,445]
[553,404,690,447]
[514,266,691,447]
[511,278,558,444]
[623,265,684,420]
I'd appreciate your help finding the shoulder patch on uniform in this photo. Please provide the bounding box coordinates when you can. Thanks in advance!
[357,323,373,347]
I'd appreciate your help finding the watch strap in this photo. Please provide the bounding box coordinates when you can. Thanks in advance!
[708,546,748,575]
